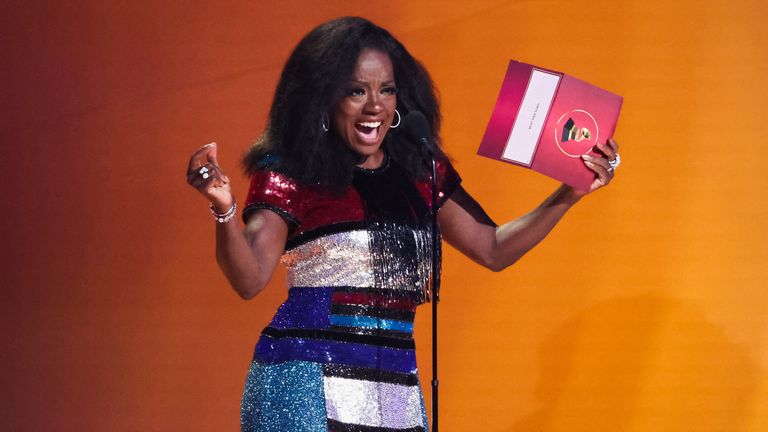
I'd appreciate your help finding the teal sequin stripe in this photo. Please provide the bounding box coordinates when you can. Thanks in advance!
[329,314,415,333]
[241,361,328,432]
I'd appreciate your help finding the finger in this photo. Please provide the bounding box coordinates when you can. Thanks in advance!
[187,173,210,189]
[206,142,219,166]
[204,164,232,190]
[187,142,217,172]
[582,157,612,187]
[581,154,611,171]
[187,162,219,187]
[209,163,230,184]
[189,143,215,168]
[187,165,213,187]
[607,138,619,153]
[594,142,616,161]
[189,168,230,200]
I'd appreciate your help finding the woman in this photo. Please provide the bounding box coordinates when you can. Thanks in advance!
[187,17,619,432]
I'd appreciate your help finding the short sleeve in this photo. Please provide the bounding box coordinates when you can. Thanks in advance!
[415,157,462,210]
[241,170,307,226]
[436,157,461,207]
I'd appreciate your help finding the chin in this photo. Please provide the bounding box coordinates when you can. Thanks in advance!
[353,147,381,160]
[355,144,381,155]
[346,136,383,154]
[349,142,384,167]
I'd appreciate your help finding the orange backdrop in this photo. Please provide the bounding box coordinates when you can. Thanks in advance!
[3,1,767,430]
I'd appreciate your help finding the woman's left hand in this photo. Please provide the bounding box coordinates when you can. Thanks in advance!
[572,138,620,197]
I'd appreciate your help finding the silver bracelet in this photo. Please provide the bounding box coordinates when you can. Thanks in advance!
[210,202,237,223]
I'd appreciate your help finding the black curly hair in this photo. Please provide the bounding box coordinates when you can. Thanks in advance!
[242,16,446,190]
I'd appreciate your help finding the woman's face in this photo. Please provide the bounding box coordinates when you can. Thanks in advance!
[333,48,397,169]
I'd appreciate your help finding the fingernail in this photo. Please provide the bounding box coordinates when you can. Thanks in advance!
[581,155,589,160]
[204,142,216,147]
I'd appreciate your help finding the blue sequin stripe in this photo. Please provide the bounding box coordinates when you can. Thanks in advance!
[268,287,332,330]
[240,361,327,432]
[266,287,419,332]
[261,327,414,349]
[329,315,414,333]
[254,334,418,374]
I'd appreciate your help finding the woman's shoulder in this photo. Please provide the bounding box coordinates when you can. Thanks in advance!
[411,155,462,209]
[246,154,301,194]
[243,154,354,227]
[242,155,308,225]
[246,153,323,194]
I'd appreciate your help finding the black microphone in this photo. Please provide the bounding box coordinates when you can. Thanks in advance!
[402,110,437,163]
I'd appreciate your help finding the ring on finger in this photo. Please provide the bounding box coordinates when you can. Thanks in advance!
[199,166,210,179]
[608,153,621,172]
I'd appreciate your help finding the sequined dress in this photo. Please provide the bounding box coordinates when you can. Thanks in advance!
[239,155,459,432]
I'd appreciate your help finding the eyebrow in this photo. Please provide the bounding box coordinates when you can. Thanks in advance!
[347,79,397,86]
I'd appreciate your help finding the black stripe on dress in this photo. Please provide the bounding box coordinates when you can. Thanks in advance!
[329,325,414,341]
[323,364,420,386]
[331,304,416,322]
[327,419,426,432]
[242,203,300,226]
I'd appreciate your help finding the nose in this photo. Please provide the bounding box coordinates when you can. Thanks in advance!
[363,92,383,114]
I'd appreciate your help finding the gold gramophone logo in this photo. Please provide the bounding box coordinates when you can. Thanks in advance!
[554,109,599,157]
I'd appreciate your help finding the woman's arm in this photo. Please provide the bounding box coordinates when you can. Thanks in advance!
[214,209,288,299]
[439,139,619,271]
[439,184,580,272]
[187,143,287,299]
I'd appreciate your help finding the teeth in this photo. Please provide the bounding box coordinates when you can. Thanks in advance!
[357,121,381,128]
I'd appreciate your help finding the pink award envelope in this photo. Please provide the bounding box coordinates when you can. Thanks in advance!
[477,60,623,191]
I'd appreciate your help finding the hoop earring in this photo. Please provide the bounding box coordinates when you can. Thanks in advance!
[390,109,401,128]
[321,114,329,132]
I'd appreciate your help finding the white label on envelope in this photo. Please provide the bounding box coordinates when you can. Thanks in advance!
[501,69,560,165]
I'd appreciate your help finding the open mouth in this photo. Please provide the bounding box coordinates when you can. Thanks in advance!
[354,121,382,144]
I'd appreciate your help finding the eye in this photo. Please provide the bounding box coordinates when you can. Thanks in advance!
[348,87,366,97]
[382,86,397,95]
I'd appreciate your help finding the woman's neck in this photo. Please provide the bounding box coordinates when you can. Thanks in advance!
[356,149,385,169]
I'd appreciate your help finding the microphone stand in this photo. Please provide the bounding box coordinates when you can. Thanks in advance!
[404,111,442,431]
[430,157,440,432]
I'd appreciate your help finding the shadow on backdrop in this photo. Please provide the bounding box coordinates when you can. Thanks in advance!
[507,294,759,432]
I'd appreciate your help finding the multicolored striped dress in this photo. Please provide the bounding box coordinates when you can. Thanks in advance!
[239,155,459,432]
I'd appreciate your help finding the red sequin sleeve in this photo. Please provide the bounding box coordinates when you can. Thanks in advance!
[415,157,462,210]
[241,170,308,227]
